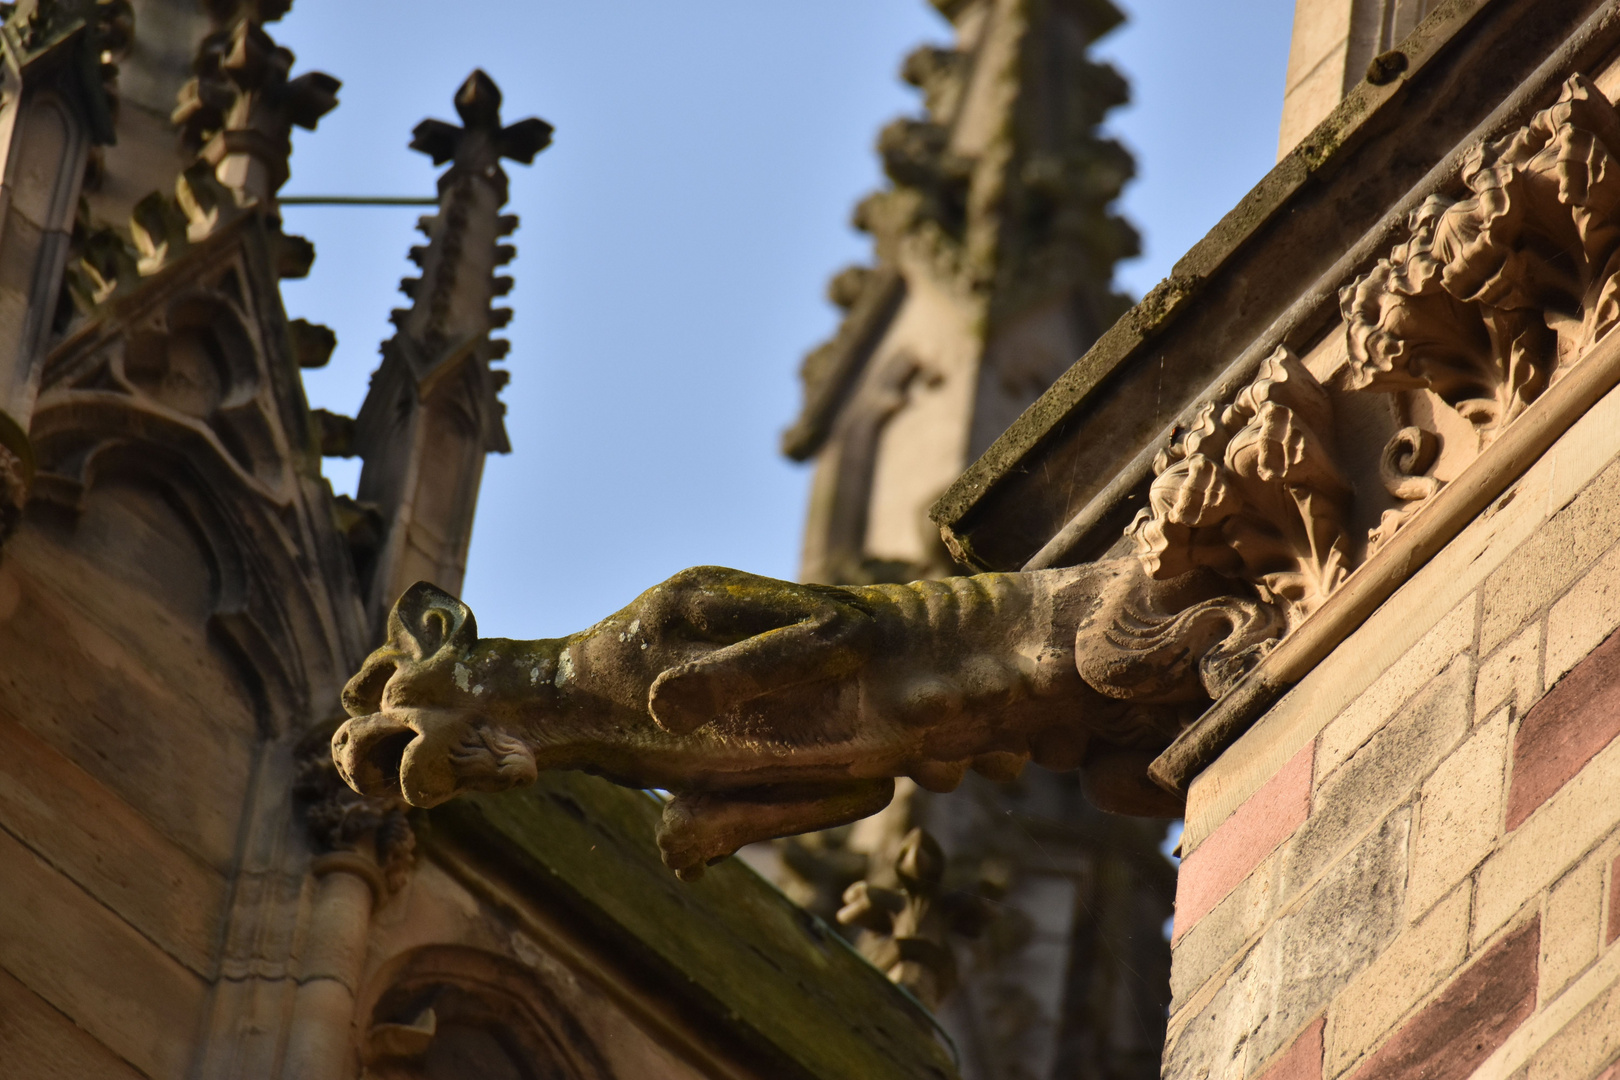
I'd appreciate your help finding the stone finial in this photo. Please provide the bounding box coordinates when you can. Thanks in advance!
[409,69,553,190]
[63,3,334,298]
[171,16,339,204]
[348,71,548,627]
[389,69,548,364]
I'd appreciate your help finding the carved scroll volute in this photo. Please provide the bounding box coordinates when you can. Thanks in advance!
[1128,347,1350,628]
[1343,75,1620,438]
[1367,425,1443,556]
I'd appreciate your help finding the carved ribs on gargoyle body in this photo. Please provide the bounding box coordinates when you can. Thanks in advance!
[1342,74,1620,440]
[1128,346,1350,631]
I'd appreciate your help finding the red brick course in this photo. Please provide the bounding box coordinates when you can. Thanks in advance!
[1609,852,1620,946]
[1254,1016,1323,1080]
[1347,918,1539,1080]
[1174,741,1313,943]
[1507,628,1620,830]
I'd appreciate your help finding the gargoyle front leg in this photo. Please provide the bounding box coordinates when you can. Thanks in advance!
[641,568,877,734]
[656,779,895,880]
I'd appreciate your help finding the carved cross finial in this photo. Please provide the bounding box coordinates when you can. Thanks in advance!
[385,69,548,369]
[408,69,552,199]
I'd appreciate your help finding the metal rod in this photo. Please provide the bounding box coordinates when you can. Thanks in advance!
[279,195,438,206]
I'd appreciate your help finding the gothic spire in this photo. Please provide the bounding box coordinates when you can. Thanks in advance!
[351,70,549,629]
[784,0,1137,469]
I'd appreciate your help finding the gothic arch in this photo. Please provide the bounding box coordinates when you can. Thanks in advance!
[356,946,616,1080]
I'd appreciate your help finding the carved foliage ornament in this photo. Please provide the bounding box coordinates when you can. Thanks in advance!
[1128,347,1350,630]
[1342,74,1620,434]
[1128,74,1620,672]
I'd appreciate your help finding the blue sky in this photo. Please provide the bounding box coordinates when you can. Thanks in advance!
[275,0,1295,640]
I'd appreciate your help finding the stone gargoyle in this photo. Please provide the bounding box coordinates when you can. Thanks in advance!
[333,562,1279,878]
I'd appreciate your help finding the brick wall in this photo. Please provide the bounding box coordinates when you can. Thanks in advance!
[1163,382,1620,1080]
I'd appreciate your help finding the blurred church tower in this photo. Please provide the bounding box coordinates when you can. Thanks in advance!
[784,0,1138,588]
[772,2,1177,1078]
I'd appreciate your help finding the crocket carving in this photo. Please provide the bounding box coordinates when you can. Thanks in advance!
[333,562,1266,877]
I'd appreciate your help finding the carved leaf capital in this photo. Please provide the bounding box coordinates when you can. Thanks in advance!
[1129,347,1349,626]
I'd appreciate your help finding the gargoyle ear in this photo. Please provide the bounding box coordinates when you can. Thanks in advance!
[386,582,478,661]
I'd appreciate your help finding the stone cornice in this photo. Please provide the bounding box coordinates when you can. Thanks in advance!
[932,0,1618,573]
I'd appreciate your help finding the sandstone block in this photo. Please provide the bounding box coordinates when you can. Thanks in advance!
[1174,741,1311,944]
[1317,598,1476,777]
[1348,917,1539,1080]
[1325,884,1470,1077]
[1508,627,1620,830]
[1407,711,1509,918]
[0,709,227,976]
[1164,935,1273,1080]
[0,825,206,1078]
[0,967,145,1079]
[1526,971,1620,1080]
[1278,54,1345,161]
[1283,659,1468,899]
[1547,541,1620,685]
[1476,621,1541,724]
[0,539,259,872]
[1164,814,1408,1080]
[1283,0,1352,92]
[1542,846,1606,1001]
[1482,458,1620,656]
[1254,810,1410,1066]
[1610,852,1620,946]
[1170,848,1277,1009]
[1476,734,1620,943]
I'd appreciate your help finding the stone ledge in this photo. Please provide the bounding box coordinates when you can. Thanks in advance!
[421,772,959,1080]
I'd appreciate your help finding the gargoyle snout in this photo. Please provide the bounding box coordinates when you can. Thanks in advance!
[331,713,418,798]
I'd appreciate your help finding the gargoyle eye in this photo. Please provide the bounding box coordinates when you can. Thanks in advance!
[415,609,450,654]
[342,656,398,716]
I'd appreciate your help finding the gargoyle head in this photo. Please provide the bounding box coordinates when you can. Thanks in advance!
[332,582,540,808]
